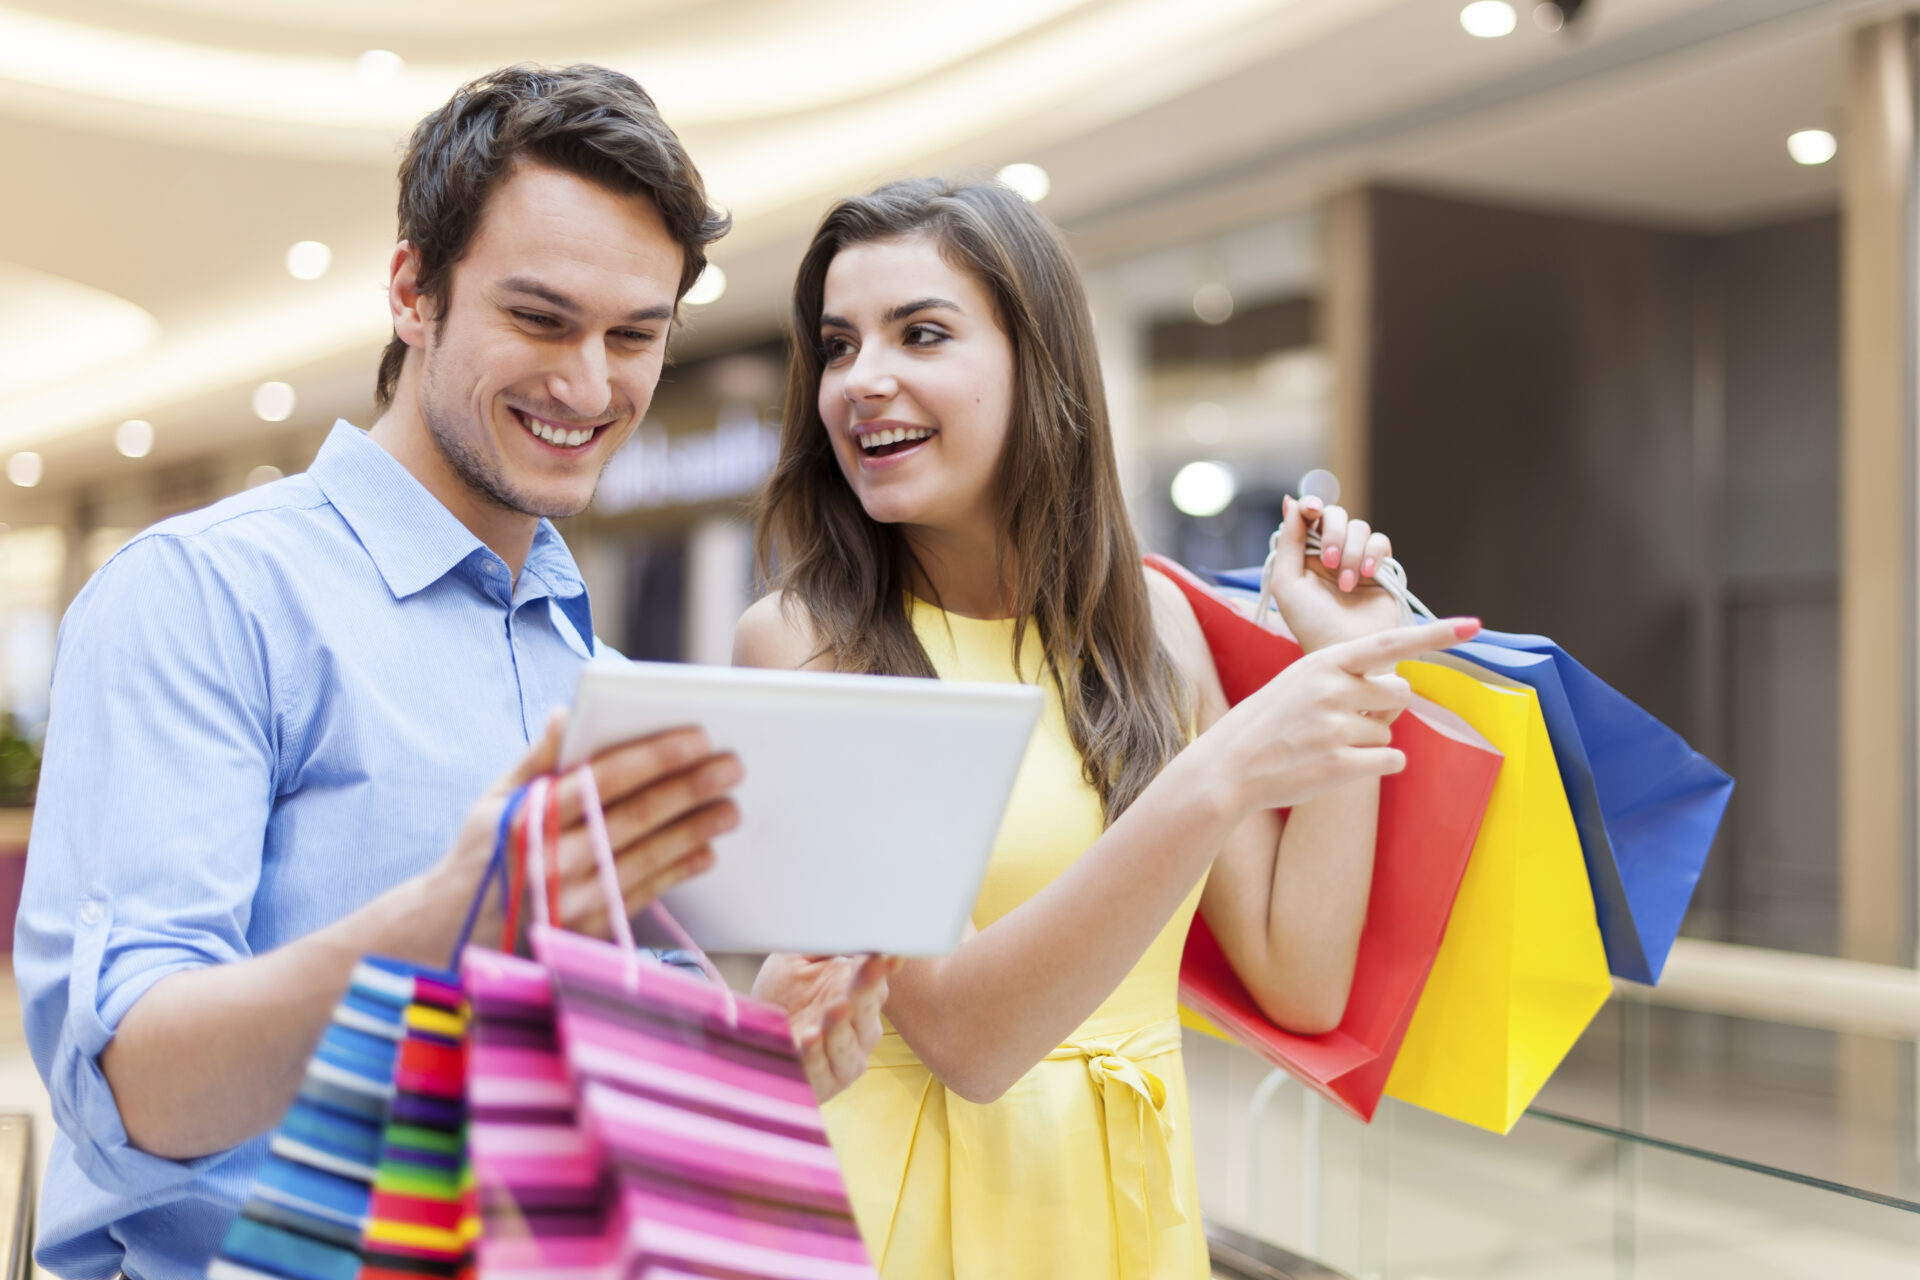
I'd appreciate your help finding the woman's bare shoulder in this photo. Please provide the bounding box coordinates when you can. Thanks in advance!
[733,590,836,671]
[1142,564,1229,725]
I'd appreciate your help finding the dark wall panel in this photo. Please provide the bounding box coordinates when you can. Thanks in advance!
[1366,186,1701,731]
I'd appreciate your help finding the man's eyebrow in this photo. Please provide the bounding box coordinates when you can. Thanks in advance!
[818,297,963,331]
[499,276,673,326]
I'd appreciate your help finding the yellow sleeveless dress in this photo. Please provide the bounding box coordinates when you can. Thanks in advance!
[822,598,1211,1280]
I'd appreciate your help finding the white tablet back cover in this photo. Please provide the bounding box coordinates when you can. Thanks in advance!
[559,660,1043,955]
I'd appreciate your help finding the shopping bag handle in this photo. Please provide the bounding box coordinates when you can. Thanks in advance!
[448,785,527,968]
[1257,472,1435,627]
[522,764,740,1026]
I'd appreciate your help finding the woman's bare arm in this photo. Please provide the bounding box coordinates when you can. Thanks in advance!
[736,588,1463,1103]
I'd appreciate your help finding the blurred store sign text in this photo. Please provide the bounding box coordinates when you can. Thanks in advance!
[594,403,779,514]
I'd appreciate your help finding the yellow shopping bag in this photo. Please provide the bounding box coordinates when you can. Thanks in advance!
[1382,660,1612,1134]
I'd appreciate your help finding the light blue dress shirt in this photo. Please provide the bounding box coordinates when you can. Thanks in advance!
[16,421,601,1279]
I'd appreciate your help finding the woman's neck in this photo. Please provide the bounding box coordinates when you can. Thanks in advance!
[902,521,1015,620]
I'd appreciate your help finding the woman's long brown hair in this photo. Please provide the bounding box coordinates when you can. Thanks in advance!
[756,177,1189,825]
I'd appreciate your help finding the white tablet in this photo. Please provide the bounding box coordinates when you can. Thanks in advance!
[558,659,1044,956]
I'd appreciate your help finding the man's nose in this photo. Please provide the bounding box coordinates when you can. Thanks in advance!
[547,339,613,419]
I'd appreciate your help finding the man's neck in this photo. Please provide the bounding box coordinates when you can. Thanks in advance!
[367,406,540,580]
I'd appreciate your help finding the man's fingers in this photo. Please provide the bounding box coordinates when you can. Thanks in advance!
[583,754,742,862]
[548,727,722,827]
[1330,617,1480,676]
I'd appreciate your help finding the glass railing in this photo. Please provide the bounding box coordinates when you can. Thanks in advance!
[1188,940,1920,1278]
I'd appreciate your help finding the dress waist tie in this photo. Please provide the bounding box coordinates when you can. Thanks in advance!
[1044,1016,1187,1280]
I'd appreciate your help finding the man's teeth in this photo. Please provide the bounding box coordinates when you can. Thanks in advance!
[858,426,934,452]
[522,414,595,447]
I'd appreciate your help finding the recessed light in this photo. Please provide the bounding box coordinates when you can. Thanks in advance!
[684,265,727,306]
[246,464,285,489]
[253,381,296,422]
[997,163,1051,203]
[7,452,43,488]
[1170,460,1237,517]
[1461,1,1518,38]
[285,241,332,281]
[1787,129,1837,166]
[1192,283,1234,325]
[358,50,405,85]
[1533,2,1565,32]
[116,419,154,458]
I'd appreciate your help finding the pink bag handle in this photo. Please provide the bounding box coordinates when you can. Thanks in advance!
[523,765,739,1027]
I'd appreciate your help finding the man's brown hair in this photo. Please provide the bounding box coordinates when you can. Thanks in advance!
[375,63,729,411]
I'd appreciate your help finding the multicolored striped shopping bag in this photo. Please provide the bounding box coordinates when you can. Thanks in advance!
[467,770,876,1279]
[209,958,477,1280]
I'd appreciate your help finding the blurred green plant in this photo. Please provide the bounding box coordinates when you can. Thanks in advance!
[0,714,41,808]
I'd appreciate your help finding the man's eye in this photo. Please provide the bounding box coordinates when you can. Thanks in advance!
[614,329,653,344]
[514,311,559,329]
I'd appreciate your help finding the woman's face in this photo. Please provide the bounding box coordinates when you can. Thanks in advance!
[816,233,1015,535]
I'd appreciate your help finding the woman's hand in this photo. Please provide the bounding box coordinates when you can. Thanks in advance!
[1268,494,1404,652]
[754,952,901,1103]
[1193,617,1480,815]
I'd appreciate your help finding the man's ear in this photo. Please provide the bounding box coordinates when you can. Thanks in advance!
[389,241,431,348]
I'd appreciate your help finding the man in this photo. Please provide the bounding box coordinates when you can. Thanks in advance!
[17,64,887,1280]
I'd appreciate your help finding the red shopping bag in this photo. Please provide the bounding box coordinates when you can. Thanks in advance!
[1148,555,1503,1120]
[466,770,877,1279]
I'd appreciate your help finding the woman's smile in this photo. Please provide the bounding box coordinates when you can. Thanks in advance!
[851,418,939,468]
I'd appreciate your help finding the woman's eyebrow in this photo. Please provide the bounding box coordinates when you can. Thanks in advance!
[819,297,963,332]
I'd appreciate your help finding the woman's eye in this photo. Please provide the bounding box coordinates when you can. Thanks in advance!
[904,324,949,347]
[818,336,854,362]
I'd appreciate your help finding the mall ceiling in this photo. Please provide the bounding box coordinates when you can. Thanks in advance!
[0,0,1893,510]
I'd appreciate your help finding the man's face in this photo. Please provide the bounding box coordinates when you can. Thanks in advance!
[410,162,684,520]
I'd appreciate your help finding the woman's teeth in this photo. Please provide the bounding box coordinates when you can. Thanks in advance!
[858,426,934,454]
[520,413,595,448]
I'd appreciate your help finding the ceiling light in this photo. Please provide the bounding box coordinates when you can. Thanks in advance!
[1787,129,1837,166]
[1533,2,1565,31]
[997,162,1051,203]
[253,381,296,422]
[285,241,332,281]
[684,265,727,306]
[357,50,404,85]
[115,418,154,458]
[1460,2,1518,38]
[1192,283,1234,325]
[7,452,42,488]
[1170,460,1236,517]
[246,464,284,488]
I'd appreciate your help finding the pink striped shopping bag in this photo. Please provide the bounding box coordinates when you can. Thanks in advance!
[464,770,877,1279]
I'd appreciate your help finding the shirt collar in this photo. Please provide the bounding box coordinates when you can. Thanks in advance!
[308,422,593,643]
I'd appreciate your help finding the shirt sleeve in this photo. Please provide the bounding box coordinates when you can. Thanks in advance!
[15,532,276,1198]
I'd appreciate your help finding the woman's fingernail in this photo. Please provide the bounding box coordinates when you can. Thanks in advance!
[1283,495,1294,518]
[1362,557,1377,578]
[1453,618,1482,639]
[1339,569,1357,592]
[1324,546,1341,569]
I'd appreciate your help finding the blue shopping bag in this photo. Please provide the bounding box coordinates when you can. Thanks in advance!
[1211,566,1732,986]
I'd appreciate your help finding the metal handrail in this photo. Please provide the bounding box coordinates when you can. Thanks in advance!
[1616,937,1920,1038]
[0,1114,33,1280]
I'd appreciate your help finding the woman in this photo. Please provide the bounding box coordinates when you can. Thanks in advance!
[738,178,1474,1279]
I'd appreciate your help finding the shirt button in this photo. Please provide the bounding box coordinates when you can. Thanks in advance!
[79,899,102,926]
